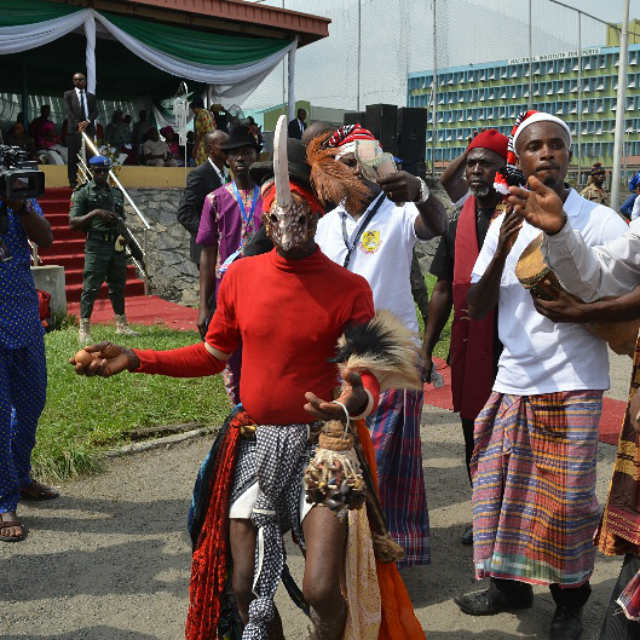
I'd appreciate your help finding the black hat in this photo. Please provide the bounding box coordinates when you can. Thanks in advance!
[249,138,310,188]
[221,124,261,152]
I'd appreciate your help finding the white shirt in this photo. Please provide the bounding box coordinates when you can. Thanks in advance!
[542,215,640,301]
[315,194,420,334]
[631,194,640,221]
[471,188,627,395]
[74,87,89,120]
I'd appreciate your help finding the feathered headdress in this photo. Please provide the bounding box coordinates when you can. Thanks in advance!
[305,126,372,213]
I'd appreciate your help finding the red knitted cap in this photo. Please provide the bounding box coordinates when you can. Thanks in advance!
[467,129,508,159]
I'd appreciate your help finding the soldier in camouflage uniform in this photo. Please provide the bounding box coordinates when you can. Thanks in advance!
[579,162,609,206]
[69,155,138,343]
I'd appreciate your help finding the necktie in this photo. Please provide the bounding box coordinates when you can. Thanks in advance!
[80,90,88,120]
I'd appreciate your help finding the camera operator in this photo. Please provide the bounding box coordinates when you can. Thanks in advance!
[69,155,138,343]
[0,196,57,543]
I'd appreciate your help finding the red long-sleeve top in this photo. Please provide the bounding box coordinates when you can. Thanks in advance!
[133,248,377,425]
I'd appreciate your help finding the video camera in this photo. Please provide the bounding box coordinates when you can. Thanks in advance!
[0,145,45,201]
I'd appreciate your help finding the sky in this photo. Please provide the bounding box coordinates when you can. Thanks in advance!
[241,0,640,114]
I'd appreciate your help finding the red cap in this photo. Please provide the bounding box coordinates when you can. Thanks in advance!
[467,129,508,159]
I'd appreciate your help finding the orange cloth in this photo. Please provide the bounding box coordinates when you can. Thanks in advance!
[355,420,426,640]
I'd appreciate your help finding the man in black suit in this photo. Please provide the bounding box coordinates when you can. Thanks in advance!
[177,130,229,266]
[287,108,307,139]
[63,72,97,187]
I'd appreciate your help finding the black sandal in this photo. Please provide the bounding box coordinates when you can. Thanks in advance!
[20,480,59,501]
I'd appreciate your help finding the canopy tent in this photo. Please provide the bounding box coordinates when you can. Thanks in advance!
[0,0,324,114]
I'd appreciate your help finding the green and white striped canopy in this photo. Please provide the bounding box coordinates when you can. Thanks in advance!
[0,0,296,99]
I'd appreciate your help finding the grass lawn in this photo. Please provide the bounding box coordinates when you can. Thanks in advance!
[35,275,452,482]
[34,324,230,481]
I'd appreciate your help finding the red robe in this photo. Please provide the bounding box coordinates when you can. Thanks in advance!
[449,196,498,421]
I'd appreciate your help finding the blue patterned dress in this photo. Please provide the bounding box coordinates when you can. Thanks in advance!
[0,199,47,513]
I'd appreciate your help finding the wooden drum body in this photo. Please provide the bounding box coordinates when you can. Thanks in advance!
[516,233,639,356]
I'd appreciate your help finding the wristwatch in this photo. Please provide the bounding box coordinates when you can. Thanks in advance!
[415,177,430,204]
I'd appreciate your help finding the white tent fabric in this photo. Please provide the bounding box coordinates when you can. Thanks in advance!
[0,10,89,55]
[0,8,296,105]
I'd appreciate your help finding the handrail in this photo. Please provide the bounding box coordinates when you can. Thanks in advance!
[80,131,151,230]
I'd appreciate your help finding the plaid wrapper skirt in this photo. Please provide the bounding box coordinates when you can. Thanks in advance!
[471,390,602,586]
[368,388,430,567]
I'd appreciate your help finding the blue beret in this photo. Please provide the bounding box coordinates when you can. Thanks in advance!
[89,155,111,168]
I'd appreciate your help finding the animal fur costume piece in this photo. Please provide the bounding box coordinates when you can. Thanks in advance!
[332,309,422,392]
[306,310,423,564]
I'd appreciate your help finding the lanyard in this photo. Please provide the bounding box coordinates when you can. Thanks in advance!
[340,192,385,269]
[231,182,259,231]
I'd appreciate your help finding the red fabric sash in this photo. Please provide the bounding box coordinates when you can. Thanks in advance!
[185,414,243,640]
[450,195,497,420]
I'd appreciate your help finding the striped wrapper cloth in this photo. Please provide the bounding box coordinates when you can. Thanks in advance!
[367,388,430,567]
[618,568,640,622]
[471,390,603,586]
[597,336,640,623]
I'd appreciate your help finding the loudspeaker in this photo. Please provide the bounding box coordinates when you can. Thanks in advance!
[365,103,398,155]
[343,111,366,126]
[397,107,427,176]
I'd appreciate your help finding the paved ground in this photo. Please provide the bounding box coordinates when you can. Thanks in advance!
[0,350,633,639]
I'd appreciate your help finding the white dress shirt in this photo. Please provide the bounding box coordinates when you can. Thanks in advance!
[74,87,89,120]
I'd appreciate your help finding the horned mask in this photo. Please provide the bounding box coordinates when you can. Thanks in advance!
[263,115,319,253]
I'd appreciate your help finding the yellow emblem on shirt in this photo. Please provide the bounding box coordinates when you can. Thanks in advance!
[361,230,381,254]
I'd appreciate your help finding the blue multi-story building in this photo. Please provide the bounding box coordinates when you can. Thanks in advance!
[408,44,640,172]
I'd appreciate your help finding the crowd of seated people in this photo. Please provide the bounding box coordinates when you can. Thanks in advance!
[1,102,258,169]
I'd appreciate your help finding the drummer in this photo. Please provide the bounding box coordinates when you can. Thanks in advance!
[423,129,509,546]
[455,110,627,640]
[507,167,640,639]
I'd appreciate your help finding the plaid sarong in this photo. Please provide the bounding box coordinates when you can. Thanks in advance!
[472,390,602,586]
[597,336,640,624]
[368,388,430,567]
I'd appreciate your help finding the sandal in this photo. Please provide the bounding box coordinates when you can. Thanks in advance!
[20,479,60,502]
[0,514,27,542]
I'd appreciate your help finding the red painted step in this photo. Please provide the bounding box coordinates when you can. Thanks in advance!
[65,279,145,303]
[63,264,138,286]
[39,252,84,270]
[38,187,146,308]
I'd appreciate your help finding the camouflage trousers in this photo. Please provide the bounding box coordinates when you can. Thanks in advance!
[80,238,126,319]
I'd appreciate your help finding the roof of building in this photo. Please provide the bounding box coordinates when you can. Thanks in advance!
[52,0,330,46]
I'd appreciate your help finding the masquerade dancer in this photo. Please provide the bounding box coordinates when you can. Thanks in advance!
[71,116,425,640]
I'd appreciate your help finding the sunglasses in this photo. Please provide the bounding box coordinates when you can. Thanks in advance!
[92,168,109,174]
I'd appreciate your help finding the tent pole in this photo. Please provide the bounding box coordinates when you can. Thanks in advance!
[287,39,297,122]
[84,12,97,94]
[21,59,28,126]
